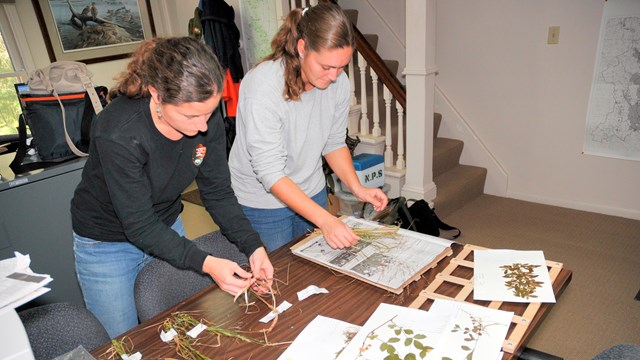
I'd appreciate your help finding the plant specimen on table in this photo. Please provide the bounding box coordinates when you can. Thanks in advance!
[161,311,289,360]
[99,336,135,360]
[357,315,433,360]
[500,262,543,299]
[334,327,360,359]
[447,311,506,360]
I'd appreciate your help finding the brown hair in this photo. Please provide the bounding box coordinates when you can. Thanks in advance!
[263,3,354,101]
[115,37,224,105]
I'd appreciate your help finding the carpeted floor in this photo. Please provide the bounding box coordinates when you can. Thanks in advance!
[441,194,640,360]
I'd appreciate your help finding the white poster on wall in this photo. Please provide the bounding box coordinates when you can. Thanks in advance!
[584,0,640,161]
[238,0,279,68]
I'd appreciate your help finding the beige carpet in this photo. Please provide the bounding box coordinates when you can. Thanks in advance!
[441,194,640,359]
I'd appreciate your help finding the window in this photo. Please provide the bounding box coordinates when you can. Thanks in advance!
[0,3,29,137]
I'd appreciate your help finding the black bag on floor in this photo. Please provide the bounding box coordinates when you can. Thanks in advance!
[366,196,461,240]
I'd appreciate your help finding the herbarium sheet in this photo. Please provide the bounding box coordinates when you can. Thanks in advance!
[291,216,453,293]
[473,249,556,303]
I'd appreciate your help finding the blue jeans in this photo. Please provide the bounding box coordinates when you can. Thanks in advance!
[241,188,327,252]
[73,217,185,338]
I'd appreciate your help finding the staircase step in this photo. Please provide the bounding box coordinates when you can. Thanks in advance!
[434,113,442,138]
[433,137,463,178]
[384,60,399,77]
[433,165,487,218]
[363,34,379,51]
[344,9,358,26]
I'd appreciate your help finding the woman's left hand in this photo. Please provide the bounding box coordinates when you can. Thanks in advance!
[249,247,274,291]
[352,186,388,211]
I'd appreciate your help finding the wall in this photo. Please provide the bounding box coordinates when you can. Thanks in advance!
[337,0,640,220]
[18,1,639,219]
[17,0,215,88]
[436,0,640,220]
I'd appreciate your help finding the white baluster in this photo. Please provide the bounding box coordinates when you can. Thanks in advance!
[396,102,405,169]
[357,53,369,135]
[290,0,296,10]
[348,52,357,107]
[383,86,394,167]
[371,69,381,137]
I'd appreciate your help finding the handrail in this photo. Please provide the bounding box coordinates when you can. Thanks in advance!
[321,0,406,110]
[351,25,406,110]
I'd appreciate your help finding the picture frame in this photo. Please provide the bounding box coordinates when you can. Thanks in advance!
[32,0,156,64]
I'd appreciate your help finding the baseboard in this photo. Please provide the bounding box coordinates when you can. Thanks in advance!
[507,191,640,221]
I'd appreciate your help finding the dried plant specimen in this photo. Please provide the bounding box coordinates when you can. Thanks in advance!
[448,311,507,360]
[99,336,135,360]
[161,311,288,360]
[357,316,433,359]
[500,263,544,299]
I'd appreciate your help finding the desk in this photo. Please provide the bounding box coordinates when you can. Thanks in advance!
[0,153,86,307]
[91,241,572,359]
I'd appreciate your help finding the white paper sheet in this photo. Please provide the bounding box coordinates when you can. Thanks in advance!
[336,302,453,360]
[474,249,556,303]
[429,299,513,360]
[0,252,53,310]
[277,315,360,360]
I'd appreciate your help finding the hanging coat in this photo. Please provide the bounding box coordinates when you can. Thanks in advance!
[201,0,244,83]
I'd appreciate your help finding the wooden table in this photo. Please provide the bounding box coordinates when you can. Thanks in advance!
[91,241,572,359]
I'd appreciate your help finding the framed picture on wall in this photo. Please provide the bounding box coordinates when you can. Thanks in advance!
[32,0,156,64]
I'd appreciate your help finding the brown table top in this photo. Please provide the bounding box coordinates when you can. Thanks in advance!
[91,241,572,359]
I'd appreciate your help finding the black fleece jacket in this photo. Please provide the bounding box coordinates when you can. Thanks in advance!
[71,96,262,272]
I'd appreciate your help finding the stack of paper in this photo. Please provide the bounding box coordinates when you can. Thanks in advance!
[280,299,513,360]
[0,252,52,312]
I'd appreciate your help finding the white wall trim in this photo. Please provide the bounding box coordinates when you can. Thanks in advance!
[150,0,173,36]
[2,3,34,74]
[507,191,640,221]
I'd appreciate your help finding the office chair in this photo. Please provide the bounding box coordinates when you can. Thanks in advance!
[592,344,640,360]
[134,230,249,322]
[18,302,110,359]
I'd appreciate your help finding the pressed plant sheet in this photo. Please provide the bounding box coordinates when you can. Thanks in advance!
[473,249,556,303]
[335,302,452,360]
[291,216,453,294]
[428,299,513,360]
[277,315,361,360]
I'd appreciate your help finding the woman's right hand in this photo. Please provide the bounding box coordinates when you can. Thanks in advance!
[201,255,254,296]
[318,215,360,249]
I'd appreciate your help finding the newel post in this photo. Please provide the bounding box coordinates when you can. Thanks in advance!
[401,0,437,202]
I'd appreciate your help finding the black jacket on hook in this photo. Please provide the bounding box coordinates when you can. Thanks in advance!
[201,0,244,82]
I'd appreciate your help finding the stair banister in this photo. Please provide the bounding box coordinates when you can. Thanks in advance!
[350,23,406,110]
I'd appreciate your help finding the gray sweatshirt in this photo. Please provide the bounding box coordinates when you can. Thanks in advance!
[229,59,349,209]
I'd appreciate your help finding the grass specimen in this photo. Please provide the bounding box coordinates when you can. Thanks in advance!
[234,277,281,332]
[99,336,135,360]
[309,225,400,254]
[161,311,289,360]
[500,262,544,299]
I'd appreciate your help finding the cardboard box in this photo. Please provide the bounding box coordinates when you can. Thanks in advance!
[352,153,384,189]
